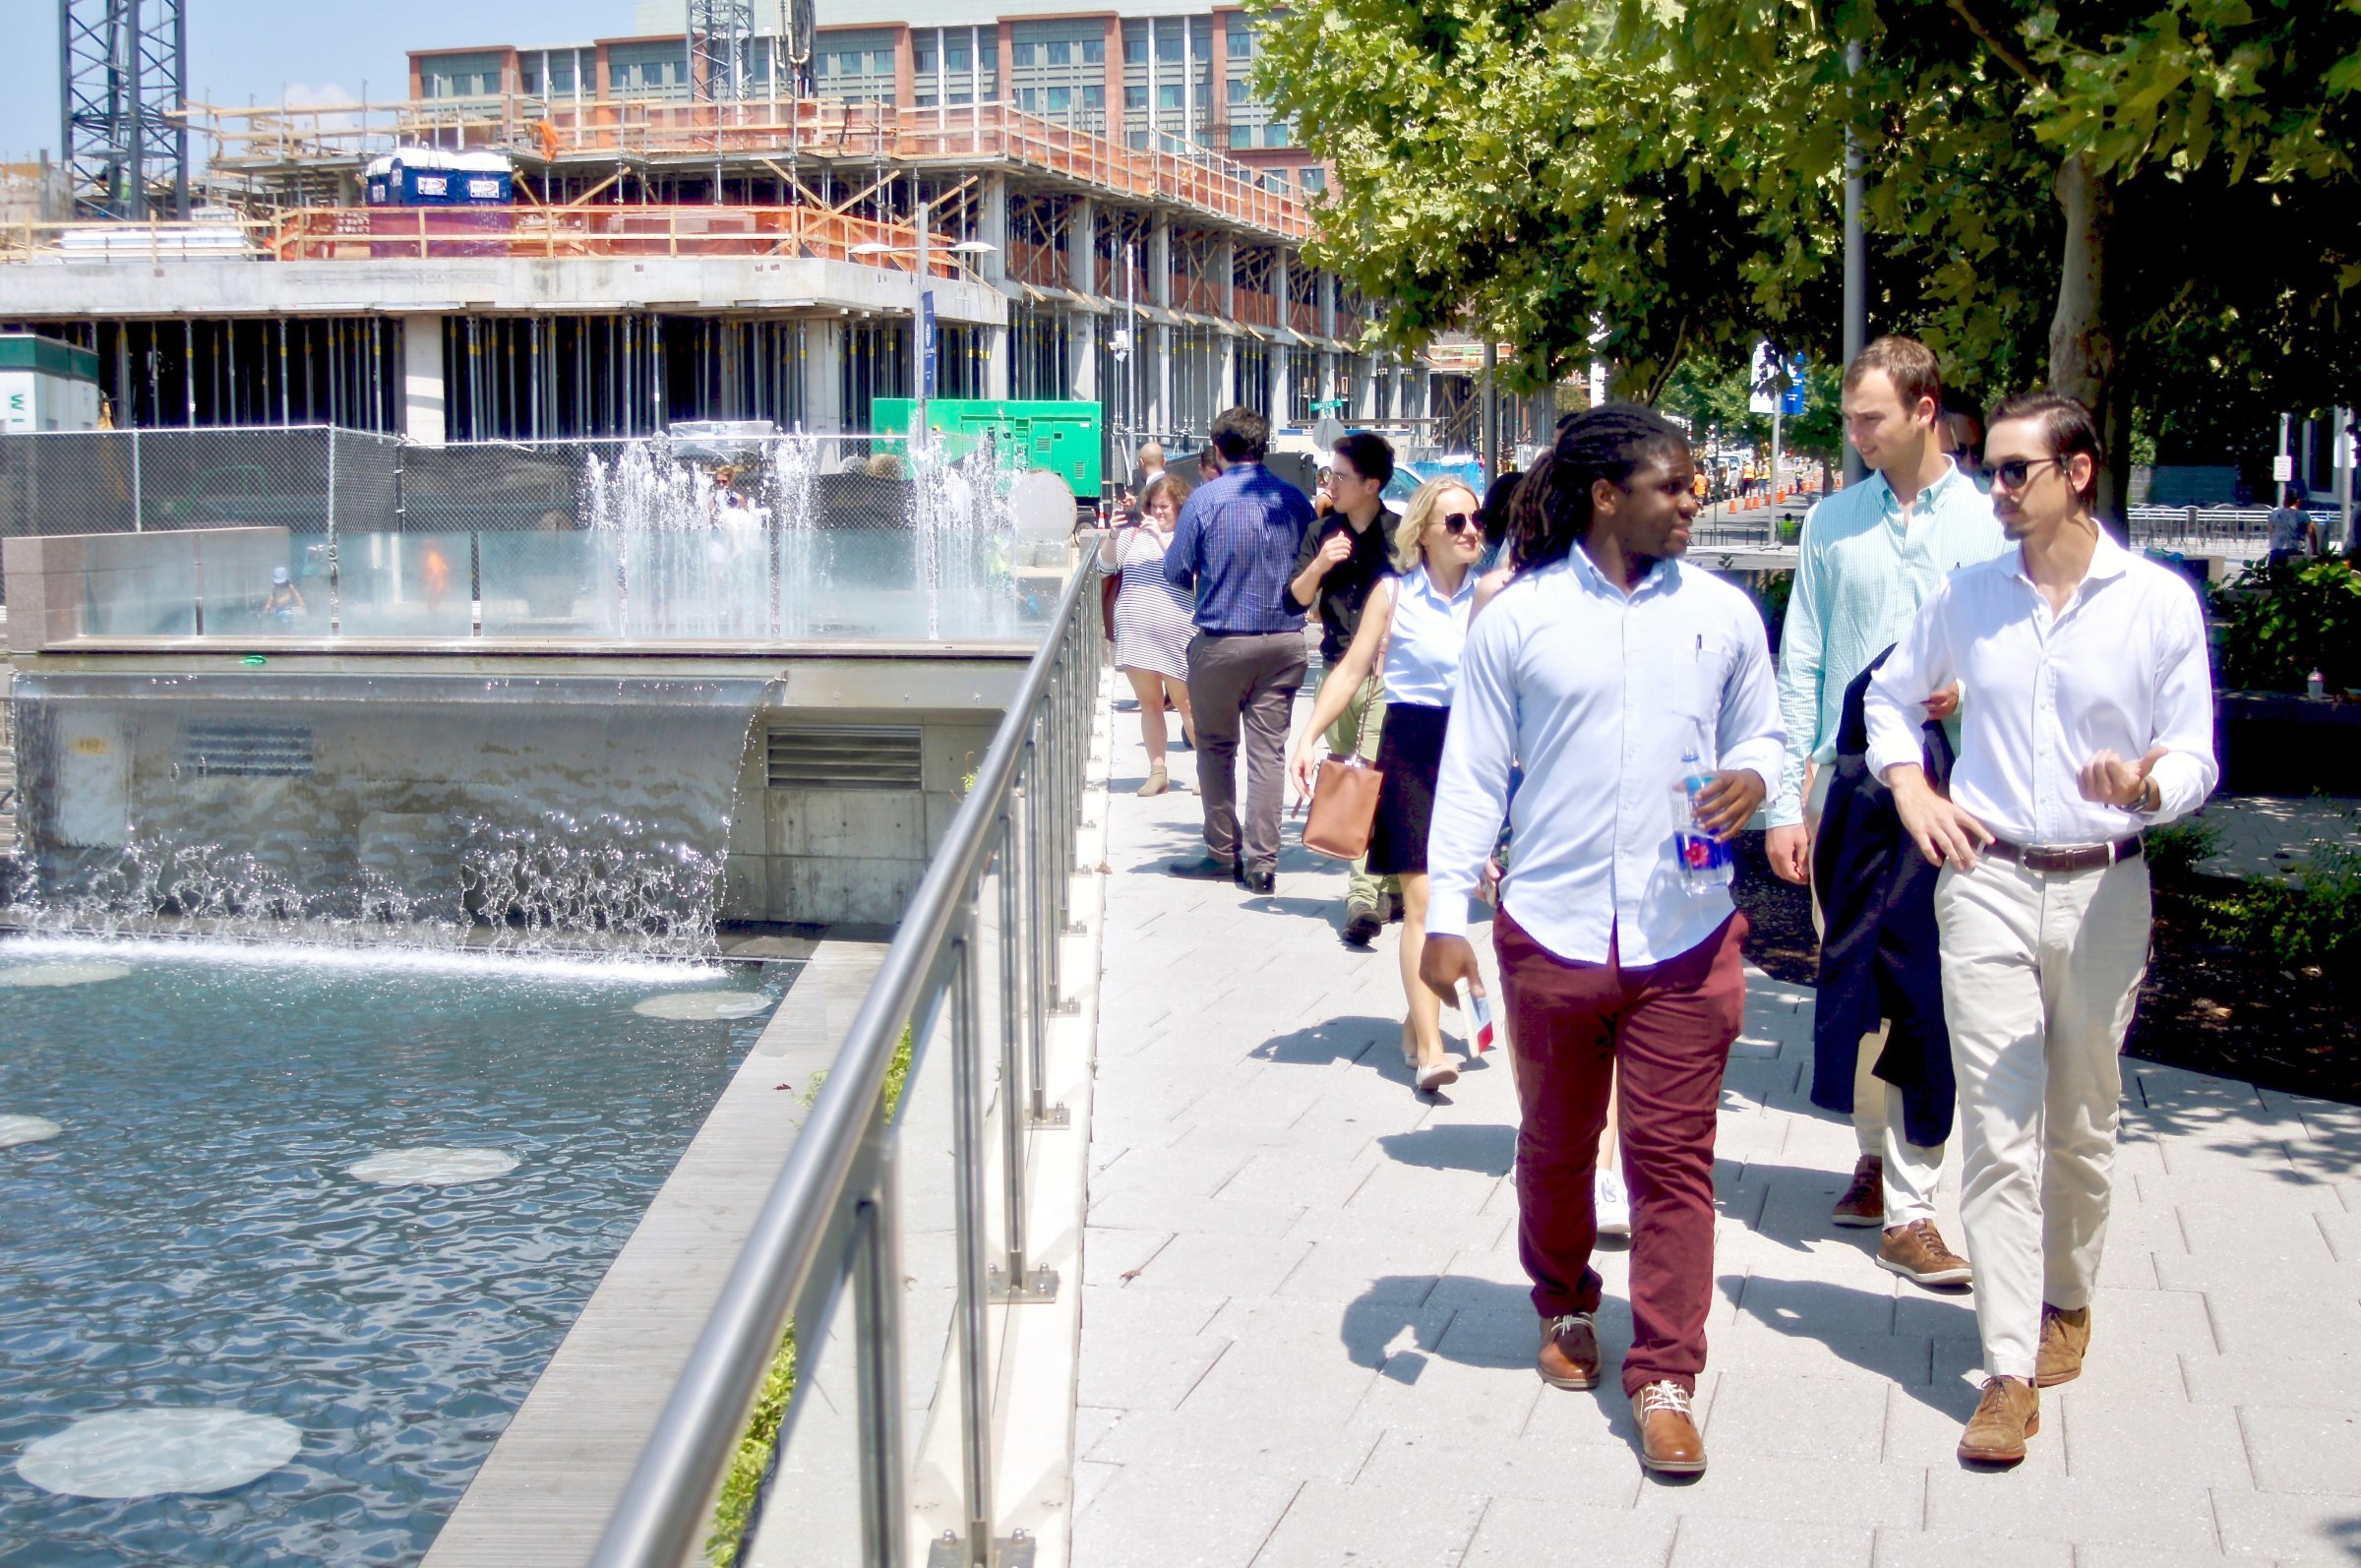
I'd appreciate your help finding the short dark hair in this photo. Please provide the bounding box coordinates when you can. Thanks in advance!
[1986,391,2103,507]
[1512,404,1690,570]
[1844,334,1944,416]
[1210,406,1270,463]
[1332,431,1395,489]
[1480,468,1523,547]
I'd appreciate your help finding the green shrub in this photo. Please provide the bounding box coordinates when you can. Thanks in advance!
[2143,817,2224,882]
[2194,844,2361,978]
[2210,559,2361,694]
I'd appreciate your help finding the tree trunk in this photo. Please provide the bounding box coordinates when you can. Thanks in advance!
[2046,151,2128,538]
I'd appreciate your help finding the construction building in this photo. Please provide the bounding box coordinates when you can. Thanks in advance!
[2,0,1492,470]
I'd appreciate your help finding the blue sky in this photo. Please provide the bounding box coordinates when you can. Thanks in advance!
[4,0,636,166]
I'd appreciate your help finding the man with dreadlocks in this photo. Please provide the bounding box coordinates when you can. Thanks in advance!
[1423,404,1784,1477]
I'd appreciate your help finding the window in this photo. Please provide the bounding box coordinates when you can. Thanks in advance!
[421,52,504,99]
[1124,85,1147,109]
[609,43,689,100]
[813,29,895,102]
[1012,40,1035,65]
[1048,86,1071,112]
[1228,77,1248,105]
[1158,84,1182,110]
[1124,33,1146,63]
[1231,124,1253,148]
[1265,120,1293,147]
[1083,36,1105,63]
[1228,24,1254,58]
[1083,84,1105,109]
[1301,166,1326,194]
[1047,39,1069,65]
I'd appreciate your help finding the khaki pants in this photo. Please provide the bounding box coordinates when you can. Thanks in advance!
[1936,853,2150,1380]
[1321,668,1392,912]
[1806,764,1945,1228]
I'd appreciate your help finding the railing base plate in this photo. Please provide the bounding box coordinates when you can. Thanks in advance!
[1027,1103,1071,1129]
[929,1529,1039,1567]
[987,1265,1060,1305]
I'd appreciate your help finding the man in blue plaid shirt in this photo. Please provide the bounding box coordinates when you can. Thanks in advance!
[1164,406,1317,894]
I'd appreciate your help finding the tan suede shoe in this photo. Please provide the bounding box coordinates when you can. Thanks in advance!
[2036,1303,2091,1387]
[1832,1154,1884,1227]
[1630,1380,1707,1476]
[1537,1312,1601,1391]
[1958,1375,2039,1465]
[1877,1220,1974,1289]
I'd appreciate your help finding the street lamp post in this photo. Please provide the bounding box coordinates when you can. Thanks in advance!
[1843,37,1866,486]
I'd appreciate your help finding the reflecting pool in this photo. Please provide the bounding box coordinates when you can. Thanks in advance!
[0,939,792,1564]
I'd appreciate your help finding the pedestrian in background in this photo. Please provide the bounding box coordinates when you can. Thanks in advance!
[1941,397,1987,487]
[1163,406,1317,895]
[2268,484,2319,566]
[1767,335,2004,1286]
[1423,405,1783,1478]
[1866,392,2216,1465]
[1099,470,1199,798]
[1290,431,1401,944]
[1291,474,1484,1091]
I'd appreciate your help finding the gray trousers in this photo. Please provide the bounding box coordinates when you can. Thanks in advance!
[1185,630,1308,872]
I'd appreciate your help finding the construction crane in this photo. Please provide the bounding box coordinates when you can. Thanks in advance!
[58,0,190,218]
[687,0,758,101]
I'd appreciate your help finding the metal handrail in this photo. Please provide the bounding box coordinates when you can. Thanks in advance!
[592,557,1101,1568]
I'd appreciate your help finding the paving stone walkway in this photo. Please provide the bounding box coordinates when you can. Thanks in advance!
[1072,684,2361,1568]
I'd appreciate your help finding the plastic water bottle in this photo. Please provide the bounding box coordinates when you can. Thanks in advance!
[2309,669,2327,700]
[1671,749,1735,891]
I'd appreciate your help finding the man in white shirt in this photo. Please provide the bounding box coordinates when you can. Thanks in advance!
[1767,335,2006,1278]
[1423,405,1784,1478]
[1865,392,2217,1466]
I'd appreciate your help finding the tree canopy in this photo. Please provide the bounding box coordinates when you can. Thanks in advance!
[1254,0,2361,497]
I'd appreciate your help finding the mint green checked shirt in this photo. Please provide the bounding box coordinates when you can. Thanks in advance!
[1769,461,2008,826]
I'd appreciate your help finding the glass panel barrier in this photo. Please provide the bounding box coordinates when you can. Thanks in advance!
[81,532,199,637]
[479,530,624,638]
[739,1254,866,1568]
[336,531,475,638]
[623,524,773,640]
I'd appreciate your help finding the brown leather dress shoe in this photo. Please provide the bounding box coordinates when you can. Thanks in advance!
[1832,1154,1884,1227]
[1537,1312,1601,1391]
[1877,1219,1974,1289]
[2035,1303,2091,1387]
[1630,1380,1707,1475]
[1958,1375,2039,1465]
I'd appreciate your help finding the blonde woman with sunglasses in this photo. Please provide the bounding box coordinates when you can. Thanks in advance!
[1291,477,1490,1093]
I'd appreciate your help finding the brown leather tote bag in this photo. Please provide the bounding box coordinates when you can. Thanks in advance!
[1301,755,1384,861]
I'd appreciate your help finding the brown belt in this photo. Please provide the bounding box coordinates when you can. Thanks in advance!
[1985,836,2144,874]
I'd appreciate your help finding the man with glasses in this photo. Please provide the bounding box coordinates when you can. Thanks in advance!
[1941,398,1987,488]
[1865,392,2215,1463]
[1767,335,2004,1286]
[1290,431,1400,944]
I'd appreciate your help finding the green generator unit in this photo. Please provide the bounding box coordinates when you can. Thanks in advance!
[872,397,1102,498]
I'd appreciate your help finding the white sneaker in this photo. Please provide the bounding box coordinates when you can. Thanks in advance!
[1596,1168,1631,1237]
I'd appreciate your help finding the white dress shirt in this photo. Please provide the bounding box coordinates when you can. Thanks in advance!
[1426,548,1786,967]
[1377,564,1475,708]
[1863,529,2217,846]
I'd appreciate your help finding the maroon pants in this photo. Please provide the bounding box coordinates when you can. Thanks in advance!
[1494,907,1748,1395]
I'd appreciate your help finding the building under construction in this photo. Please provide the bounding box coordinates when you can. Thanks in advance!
[3,0,1495,470]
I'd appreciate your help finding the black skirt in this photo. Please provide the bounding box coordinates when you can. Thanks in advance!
[1367,699,1450,876]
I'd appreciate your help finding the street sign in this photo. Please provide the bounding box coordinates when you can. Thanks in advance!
[1747,340,1807,416]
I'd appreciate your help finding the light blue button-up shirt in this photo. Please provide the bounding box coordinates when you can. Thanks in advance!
[1426,547,1786,967]
[1769,460,2007,826]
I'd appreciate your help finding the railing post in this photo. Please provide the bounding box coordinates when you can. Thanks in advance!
[991,811,1057,1304]
[850,1161,908,1568]
[1007,799,1064,1135]
[944,921,999,1568]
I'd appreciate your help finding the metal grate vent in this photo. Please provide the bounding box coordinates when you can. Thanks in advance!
[766,725,924,791]
[180,720,316,779]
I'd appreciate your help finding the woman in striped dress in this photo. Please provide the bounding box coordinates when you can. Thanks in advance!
[1097,470,1198,796]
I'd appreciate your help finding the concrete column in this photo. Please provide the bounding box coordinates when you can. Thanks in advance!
[978,174,1009,287]
[987,324,1012,400]
[1150,219,1173,309]
[803,318,846,433]
[1155,324,1173,437]
[1318,271,1335,340]
[1067,310,1098,401]
[1216,235,1235,318]
[1068,197,1098,296]
[400,313,447,446]
[1269,338,1292,427]
[1219,332,1237,414]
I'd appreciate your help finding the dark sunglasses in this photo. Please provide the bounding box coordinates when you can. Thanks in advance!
[1988,455,2063,491]
[1441,512,1477,535]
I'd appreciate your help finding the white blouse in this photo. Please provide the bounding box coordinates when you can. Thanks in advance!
[1381,564,1476,708]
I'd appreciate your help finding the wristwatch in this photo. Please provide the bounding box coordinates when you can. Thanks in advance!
[2129,774,2163,815]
